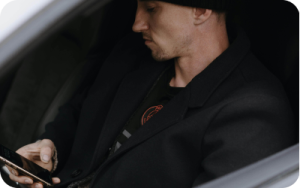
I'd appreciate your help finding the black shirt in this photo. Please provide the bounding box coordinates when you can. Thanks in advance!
[110,64,183,154]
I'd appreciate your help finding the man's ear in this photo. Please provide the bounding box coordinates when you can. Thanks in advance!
[193,8,212,25]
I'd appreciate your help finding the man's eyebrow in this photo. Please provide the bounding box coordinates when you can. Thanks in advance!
[143,1,158,5]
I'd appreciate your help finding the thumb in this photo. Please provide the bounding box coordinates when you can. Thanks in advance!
[38,139,54,163]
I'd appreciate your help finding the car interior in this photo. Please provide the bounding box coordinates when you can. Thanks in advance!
[0,0,298,187]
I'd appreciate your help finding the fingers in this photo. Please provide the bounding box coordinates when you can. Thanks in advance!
[5,165,19,177]
[9,173,33,185]
[40,147,51,163]
[15,139,55,163]
[7,140,58,188]
[38,139,55,163]
[5,166,14,175]
[16,142,43,161]
[9,173,50,188]
[31,182,44,188]
[52,177,61,184]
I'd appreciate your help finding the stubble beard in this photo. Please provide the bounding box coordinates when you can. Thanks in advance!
[148,35,192,62]
[151,40,192,62]
[151,47,170,62]
[149,41,174,62]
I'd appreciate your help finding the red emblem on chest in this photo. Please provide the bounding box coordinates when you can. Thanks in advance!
[141,105,163,125]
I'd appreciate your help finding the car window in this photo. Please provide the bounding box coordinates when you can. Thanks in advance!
[0,0,55,43]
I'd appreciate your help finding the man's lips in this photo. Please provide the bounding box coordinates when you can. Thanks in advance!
[143,35,151,40]
[143,38,153,44]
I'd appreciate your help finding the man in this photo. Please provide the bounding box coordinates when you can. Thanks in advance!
[8,0,296,187]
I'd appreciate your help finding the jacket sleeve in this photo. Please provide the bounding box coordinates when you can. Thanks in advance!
[39,86,89,174]
[38,32,147,174]
[194,94,297,184]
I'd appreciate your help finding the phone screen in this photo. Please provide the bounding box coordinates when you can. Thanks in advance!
[0,144,52,185]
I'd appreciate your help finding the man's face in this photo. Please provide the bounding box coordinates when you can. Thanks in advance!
[132,1,193,61]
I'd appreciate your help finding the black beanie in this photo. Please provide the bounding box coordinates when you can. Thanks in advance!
[140,0,230,11]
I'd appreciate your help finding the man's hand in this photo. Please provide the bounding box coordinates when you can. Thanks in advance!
[7,139,61,188]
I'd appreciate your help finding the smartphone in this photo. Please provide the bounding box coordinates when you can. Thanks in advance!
[0,144,53,187]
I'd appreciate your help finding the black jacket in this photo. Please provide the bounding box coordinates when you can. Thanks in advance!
[41,28,296,188]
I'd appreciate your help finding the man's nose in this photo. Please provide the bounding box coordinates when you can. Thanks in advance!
[132,12,149,33]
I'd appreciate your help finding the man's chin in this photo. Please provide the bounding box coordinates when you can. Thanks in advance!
[151,52,170,62]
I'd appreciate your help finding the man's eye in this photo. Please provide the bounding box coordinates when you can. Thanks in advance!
[146,7,155,12]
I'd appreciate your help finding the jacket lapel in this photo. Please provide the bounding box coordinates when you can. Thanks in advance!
[95,84,190,173]
[188,27,250,108]
[91,58,168,167]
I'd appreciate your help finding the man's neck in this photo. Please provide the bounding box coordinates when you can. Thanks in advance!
[169,26,230,88]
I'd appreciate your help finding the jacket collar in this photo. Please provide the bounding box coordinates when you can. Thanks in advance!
[187,27,251,108]
[137,27,251,108]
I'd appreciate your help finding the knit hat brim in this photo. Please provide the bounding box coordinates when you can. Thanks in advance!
[140,0,230,11]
